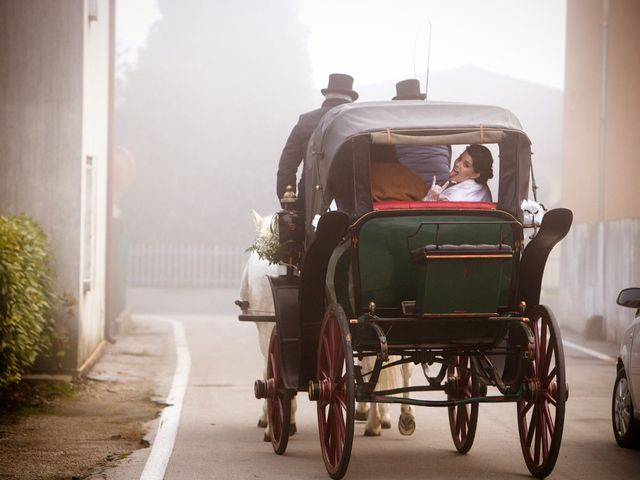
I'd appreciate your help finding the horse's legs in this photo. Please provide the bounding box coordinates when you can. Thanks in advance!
[379,402,391,429]
[359,355,381,436]
[356,401,370,421]
[355,356,370,421]
[290,394,297,436]
[398,360,416,436]
[364,402,382,436]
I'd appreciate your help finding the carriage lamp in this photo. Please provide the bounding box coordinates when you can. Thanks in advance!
[518,301,527,314]
[280,185,297,209]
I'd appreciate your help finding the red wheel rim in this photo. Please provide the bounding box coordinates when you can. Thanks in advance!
[517,306,566,478]
[267,328,290,454]
[317,305,354,480]
[447,355,479,453]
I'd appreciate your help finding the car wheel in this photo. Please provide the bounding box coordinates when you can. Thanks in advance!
[612,368,640,448]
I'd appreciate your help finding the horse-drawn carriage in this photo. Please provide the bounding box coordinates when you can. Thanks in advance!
[240,100,572,479]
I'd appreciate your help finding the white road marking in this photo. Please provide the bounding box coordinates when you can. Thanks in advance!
[563,339,615,362]
[140,318,191,480]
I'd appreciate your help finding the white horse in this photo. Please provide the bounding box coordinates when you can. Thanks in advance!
[358,356,416,436]
[239,210,297,442]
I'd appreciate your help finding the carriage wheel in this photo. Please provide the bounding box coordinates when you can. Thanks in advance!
[517,305,566,478]
[447,355,479,453]
[316,304,355,480]
[267,327,292,455]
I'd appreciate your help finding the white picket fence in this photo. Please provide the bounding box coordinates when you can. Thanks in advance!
[128,244,247,288]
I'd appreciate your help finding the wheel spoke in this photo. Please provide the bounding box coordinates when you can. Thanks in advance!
[532,319,540,376]
[542,339,554,378]
[544,390,557,406]
[335,389,347,410]
[461,406,468,439]
[540,318,548,371]
[526,405,537,448]
[325,404,334,445]
[544,403,554,437]
[333,346,344,381]
[456,406,465,436]
[331,321,342,379]
[523,400,535,416]
[322,336,332,376]
[452,408,459,436]
[621,408,631,424]
[273,401,282,439]
[534,406,541,465]
[544,367,557,388]
[540,403,548,461]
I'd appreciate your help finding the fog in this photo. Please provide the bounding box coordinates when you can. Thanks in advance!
[114,0,566,288]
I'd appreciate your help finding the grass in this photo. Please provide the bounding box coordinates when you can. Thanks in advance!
[0,379,76,415]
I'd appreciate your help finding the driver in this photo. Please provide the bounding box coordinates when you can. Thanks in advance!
[277,73,358,211]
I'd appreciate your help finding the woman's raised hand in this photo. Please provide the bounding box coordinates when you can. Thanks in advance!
[423,176,449,201]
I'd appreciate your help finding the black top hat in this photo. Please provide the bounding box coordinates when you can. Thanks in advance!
[392,79,426,100]
[321,73,359,101]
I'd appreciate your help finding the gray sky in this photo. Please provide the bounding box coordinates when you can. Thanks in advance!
[117,0,567,91]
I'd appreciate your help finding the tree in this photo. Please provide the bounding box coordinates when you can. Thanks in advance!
[116,0,316,248]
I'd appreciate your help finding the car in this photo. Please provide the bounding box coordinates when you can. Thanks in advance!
[612,287,640,447]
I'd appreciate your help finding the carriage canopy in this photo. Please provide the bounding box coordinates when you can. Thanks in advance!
[303,101,533,236]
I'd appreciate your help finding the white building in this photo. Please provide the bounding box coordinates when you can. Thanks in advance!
[0,0,115,372]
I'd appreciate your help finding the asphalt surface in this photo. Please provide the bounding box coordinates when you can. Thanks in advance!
[105,291,640,479]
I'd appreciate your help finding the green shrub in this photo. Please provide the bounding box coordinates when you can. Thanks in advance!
[0,215,57,389]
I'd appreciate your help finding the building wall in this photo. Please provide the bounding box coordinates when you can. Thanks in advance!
[0,0,113,370]
[78,0,112,366]
[604,0,640,220]
[557,0,640,341]
[561,0,602,224]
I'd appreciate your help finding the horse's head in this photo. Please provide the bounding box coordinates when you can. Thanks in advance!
[241,211,280,313]
[252,210,276,240]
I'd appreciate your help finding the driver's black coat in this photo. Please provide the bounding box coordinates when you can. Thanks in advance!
[276,98,351,203]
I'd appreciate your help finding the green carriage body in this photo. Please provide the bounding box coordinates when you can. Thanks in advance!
[325,208,524,351]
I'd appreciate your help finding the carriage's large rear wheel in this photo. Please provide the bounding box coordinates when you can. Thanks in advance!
[314,304,355,480]
[447,355,479,453]
[517,305,566,478]
[266,327,292,455]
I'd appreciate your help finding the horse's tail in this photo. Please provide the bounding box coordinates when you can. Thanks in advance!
[377,355,401,392]
[359,355,401,393]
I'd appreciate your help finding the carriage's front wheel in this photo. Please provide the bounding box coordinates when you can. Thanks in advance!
[517,305,566,478]
[266,327,292,455]
[447,355,479,453]
[314,304,355,480]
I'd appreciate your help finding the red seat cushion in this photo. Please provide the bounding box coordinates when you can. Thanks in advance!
[373,201,497,211]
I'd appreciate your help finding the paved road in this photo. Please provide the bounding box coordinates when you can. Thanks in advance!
[140,304,640,479]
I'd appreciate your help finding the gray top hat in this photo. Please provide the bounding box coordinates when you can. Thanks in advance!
[393,79,426,100]
[321,73,359,101]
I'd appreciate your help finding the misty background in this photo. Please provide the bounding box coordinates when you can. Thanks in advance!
[115,0,564,257]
